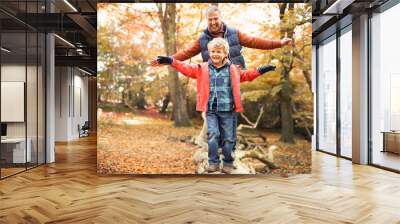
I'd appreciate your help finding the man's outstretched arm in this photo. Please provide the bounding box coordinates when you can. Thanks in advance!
[172,39,202,61]
[238,31,292,50]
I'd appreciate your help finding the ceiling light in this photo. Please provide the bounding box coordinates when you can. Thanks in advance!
[54,34,75,48]
[63,0,78,12]
[323,0,355,15]
[1,47,11,53]
[76,48,85,55]
[78,67,93,76]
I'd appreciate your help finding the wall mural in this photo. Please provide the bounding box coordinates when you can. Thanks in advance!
[97,3,312,175]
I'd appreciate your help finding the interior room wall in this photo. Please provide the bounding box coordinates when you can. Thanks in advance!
[55,66,70,141]
[352,14,369,164]
[1,64,29,138]
[88,77,97,133]
[55,66,89,141]
[46,32,55,163]
[312,45,317,151]
[1,63,43,164]
[71,70,89,138]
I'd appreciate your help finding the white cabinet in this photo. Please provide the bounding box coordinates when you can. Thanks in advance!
[1,138,32,163]
[1,82,25,122]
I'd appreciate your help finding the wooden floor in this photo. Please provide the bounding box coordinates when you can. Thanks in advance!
[372,150,400,171]
[0,135,400,223]
[1,167,26,178]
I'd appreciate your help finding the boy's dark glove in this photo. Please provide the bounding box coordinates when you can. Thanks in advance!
[257,64,276,74]
[157,56,173,65]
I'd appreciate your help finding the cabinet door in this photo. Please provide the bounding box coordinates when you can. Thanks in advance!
[386,133,400,154]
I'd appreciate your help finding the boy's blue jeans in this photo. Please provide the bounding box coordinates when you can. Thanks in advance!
[206,110,238,167]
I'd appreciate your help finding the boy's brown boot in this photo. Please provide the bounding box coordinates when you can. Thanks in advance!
[207,164,220,173]
[221,165,234,174]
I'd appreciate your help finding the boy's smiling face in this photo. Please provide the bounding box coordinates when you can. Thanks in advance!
[209,46,227,66]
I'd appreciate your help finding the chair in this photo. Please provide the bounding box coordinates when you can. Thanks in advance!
[79,121,90,138]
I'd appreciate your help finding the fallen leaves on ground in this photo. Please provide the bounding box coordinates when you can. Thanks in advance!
[266,132,312,175]
[97,111,311,175]
[97,113,198,174]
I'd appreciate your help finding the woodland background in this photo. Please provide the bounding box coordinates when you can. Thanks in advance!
[97,3,312,175]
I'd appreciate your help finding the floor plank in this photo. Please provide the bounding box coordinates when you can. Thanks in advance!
[0,135,399,223]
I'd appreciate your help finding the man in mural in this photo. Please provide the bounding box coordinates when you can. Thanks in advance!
[151,5,292,68]
[151,5,293,173]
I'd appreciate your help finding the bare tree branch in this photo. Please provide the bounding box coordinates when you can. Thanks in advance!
[237,106,264,130]
[142,10,160,32]
[296,19,312,27]
[291,101,312,139]
[292,47,312,91]
[156,3,166,35]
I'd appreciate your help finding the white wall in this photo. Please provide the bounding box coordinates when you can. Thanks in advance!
[1,65,25,130]
[55,66,69,141]
[73,73,89,138]
[312,45,316,151]
[352,14,369,164]
[55,67,89,141]
[1,65,28,138]
[1,65,25,81]
[1,64,45,164]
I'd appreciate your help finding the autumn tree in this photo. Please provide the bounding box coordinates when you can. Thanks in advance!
[276,3,312,143]
[156,3,191,126]
[97,3,312,135]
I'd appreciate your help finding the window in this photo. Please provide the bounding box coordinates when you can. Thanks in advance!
[0,1,46,179]
[371,3,400,171]
[317,35,337,154]
[339,26,352,158]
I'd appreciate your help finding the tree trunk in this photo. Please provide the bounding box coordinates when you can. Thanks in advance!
[280,80,295,143]
[279,3,295,143]
[160,93,170,113]
[157,3,191,126]
[303,70,312,93]
[97,90,102,103]
[136,87,146,110]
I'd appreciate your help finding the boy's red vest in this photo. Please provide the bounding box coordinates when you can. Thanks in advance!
[171,59,261,112]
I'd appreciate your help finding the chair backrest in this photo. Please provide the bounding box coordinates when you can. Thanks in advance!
[82,121,90,129]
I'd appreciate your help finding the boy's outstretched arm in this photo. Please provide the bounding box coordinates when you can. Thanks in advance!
[239,64,276,82]
[157,56,200,79]
[151,40,201,66]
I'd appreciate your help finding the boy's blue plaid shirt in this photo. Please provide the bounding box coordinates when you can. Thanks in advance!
[207,61,234,112]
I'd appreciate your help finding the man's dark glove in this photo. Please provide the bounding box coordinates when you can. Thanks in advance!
[157,56,173,65]
[257,64,276,74]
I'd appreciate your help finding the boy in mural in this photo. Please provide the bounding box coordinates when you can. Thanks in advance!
[156,38,275,174]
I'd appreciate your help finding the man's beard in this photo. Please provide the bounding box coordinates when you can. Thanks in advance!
[208,24,224,37]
